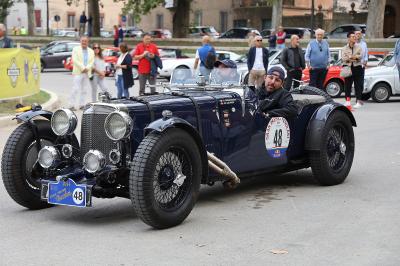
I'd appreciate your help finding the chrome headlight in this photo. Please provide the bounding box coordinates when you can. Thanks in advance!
[38,146,60,169]
[83,150,106,173]
[104,111,133,141]
[51,109,77,136]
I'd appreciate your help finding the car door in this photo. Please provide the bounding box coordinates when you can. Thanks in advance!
[220,90,291,173]
[45,43,68,68]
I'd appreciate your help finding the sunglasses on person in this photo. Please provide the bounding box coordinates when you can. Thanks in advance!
[93,47,100,49]
[256,39,262,42]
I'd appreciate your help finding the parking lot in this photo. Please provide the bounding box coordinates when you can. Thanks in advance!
[1,71,400,265]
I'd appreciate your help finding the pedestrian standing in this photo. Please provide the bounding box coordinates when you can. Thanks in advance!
[395,38,400,82]
[90,43,108,101]
[69,36,94,110]
[133,33,160,95]
[193,35,216,81]
[281,35,305,90]
[113,25,119,47]
[248,31,257,48]
[118,25,124,44]
[115,42,133,99]
[247,36,269,89]
[342,32,363,109]
[268,30,276,49]
[355,30,368,86]
[305,28,330,90]
[79,11,87,36]
[276,26,286,50]
[0,24,14,48]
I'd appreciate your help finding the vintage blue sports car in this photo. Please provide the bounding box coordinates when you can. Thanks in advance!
[1,69,356,229]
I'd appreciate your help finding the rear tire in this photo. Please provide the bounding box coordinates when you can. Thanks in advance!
[1,120,57,209]
[309,111,354,186]
[371,83,391,103]
[324,79,343,97]
[130,129,202,229]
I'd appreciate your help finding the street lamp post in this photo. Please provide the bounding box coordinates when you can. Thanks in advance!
[46,0,49,35]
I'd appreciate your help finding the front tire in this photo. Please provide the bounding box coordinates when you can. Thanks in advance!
[309,111,355,186]
[1,120,57,209]
[130,129,202,229]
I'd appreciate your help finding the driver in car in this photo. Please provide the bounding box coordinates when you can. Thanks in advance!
[212,59,240,85]
[256,66,298,118]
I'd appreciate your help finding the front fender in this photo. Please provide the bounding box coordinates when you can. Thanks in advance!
[15,109,53,123]
[144,117,209,183]
[305,103,356,151]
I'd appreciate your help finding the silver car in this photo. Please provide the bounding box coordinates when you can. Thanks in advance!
[363,53,399,102]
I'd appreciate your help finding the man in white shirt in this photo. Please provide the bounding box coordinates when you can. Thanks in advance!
[247,36,269,88]
[69,36,94,110]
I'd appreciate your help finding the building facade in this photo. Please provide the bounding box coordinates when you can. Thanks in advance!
[7,0,128,34]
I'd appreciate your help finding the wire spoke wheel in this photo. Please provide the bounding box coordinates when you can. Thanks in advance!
[153,149,192,210]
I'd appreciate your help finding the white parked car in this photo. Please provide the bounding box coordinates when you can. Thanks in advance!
[158,51,242,79]
[363,53,399,102]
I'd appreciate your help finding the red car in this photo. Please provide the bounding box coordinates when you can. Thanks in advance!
[302,53,386,97]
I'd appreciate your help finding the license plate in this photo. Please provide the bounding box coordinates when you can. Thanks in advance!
[48,178,87,207]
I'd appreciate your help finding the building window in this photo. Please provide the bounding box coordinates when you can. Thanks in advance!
[194,10,202,26]
[220,11,228,33]
[261,19,271,30]
[156,14,164,29]
[67,14,75,28]
[283,0,294,5]
[233,19,247,28]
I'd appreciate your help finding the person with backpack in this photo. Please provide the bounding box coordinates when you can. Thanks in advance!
[247,36,269,89]
[194,36,216,81]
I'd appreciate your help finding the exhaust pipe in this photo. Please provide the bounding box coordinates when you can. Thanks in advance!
[207,152,240,189]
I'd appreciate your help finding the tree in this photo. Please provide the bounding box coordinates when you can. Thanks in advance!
[122,0,192,38]
[365,0,386,38]
[25,0,35,35]
[270,0,282,30]
[0,0,14,24]
[88,0,100,37]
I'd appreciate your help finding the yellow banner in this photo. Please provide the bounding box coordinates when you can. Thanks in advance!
[0,48,41,100]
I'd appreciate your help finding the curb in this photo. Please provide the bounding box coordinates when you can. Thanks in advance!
[0,89,60,128]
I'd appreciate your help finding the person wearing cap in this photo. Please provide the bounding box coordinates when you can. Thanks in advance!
[247,36,269,89]
[281,35,305,90]
[212,59,240,84]
[256,66,298,118]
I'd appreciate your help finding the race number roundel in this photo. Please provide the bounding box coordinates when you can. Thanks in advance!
[72,188,85,205]
[265,117,290,158]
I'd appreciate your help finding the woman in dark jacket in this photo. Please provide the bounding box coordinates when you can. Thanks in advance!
[115,42,134,98]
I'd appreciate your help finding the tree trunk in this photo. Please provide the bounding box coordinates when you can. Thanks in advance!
[271,0,283,30]
[366,0,386,38]
[172,0,191,38]
[88,0,100,37]
[25,0,35,35]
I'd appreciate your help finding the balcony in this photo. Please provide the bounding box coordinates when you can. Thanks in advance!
[232,0,270,8]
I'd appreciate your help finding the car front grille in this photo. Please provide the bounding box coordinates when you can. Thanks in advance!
[80,112,117,163]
